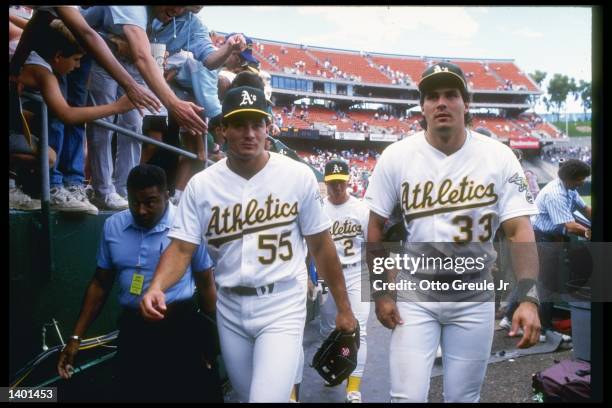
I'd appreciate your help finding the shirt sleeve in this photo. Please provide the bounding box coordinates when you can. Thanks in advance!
[363,148,398,219]
[167,178,206,245]
[298,165,331,236]
[187,18,215,64]
[191,244,213,273]
[109,6,148,30]
[543,194,575,226]
[573,192,587,210]
[96,218,113,270]
[498,148,539,223]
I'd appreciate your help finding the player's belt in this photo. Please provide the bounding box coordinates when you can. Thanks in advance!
[225,279,297,296]
[342,262,360,269]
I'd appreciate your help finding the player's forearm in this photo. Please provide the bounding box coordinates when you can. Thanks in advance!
[505,221,538,281]
[308,232,352,312]
[149,241,194,292]
[367,212,390,290]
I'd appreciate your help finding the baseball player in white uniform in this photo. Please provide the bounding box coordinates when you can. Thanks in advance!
[319,159,370,403]
[364,62,542,402]
[141,86,357,403]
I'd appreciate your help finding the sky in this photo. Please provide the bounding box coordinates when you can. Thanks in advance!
[198,6,593,113]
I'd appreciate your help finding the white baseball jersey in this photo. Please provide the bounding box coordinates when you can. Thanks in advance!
[323,196,369,269]
[365,130,538,244]
[169,152,330,288]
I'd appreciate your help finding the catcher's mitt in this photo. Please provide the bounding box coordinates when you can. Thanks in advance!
[311,324,360,386]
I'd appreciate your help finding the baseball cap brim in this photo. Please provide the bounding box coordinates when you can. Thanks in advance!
[419,72,467,94]
[223,108,270,120]
[240,52,259,64]
[324,174,350,182]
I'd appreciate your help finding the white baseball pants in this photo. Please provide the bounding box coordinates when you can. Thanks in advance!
[216,280,306,402]
[389,301,494,402]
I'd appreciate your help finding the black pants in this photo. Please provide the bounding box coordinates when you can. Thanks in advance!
[115,301,223,402]
[535,230,567,331]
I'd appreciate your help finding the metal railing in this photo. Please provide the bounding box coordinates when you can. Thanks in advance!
[21,91,209,276]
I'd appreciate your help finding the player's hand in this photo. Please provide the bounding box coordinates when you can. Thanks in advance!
[124,82,162,117]
[335,309,357,333]
[140,287,167,321]
[584,229,591,240]
[57,339,80,379]
[168,99,206,136]
[511,301,541,348]
[375,295,403,329]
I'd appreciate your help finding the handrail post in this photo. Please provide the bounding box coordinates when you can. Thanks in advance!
[39,101,54,282]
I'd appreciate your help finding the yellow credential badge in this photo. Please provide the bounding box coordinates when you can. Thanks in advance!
[130,272,145,295]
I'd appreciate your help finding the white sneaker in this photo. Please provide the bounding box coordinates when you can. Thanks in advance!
[50,186,91,213]
[345,391,362,403]
[91,192,128,211]
[66,185,99,215]
[9,187,41,210]
[543,330,572,343]
[84,184,94,200]
[499,316,525,336]
[499,316,512,330]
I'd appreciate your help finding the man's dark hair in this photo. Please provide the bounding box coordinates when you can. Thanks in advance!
[231,71,265,90]
[419,88,472,130]
[127,164,167,192]
[558,159,591,181]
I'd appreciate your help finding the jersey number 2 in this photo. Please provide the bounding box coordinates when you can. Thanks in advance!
[452,214,494,243]
[343,239,355,257]
[258,232,293,264]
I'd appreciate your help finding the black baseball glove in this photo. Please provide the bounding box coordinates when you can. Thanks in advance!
[311,324,360,386]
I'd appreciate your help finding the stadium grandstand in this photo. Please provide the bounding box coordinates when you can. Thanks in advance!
[212,32,571,191]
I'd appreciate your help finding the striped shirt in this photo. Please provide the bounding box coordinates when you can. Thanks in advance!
[531,178,586,234]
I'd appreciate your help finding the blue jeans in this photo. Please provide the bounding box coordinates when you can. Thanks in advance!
[48,55,92,187]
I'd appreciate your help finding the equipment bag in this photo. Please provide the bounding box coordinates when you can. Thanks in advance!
[532,359,591,402]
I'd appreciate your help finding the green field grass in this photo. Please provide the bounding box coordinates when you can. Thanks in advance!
[551,120,591,137]
[581,196,591,206]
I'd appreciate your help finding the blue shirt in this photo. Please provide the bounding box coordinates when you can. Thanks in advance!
[149,12,215,64]
[531,178,586,235]
[83,6,150,38]
[97,203,213,308]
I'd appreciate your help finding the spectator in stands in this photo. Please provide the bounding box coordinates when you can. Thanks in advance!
[83,6,208,210]
[57,164,222,402]
[217,33,258,100]
[10,19,136,214]
[148,11,247,204]
[11,6,165,214]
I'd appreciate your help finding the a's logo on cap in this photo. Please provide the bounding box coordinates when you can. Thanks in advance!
[433,65,449,73]
[240,90,257,106]
[333,164,342,174]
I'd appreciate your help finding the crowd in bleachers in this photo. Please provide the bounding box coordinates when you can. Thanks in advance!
[300,147,379,198]
[542,145,592,166]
